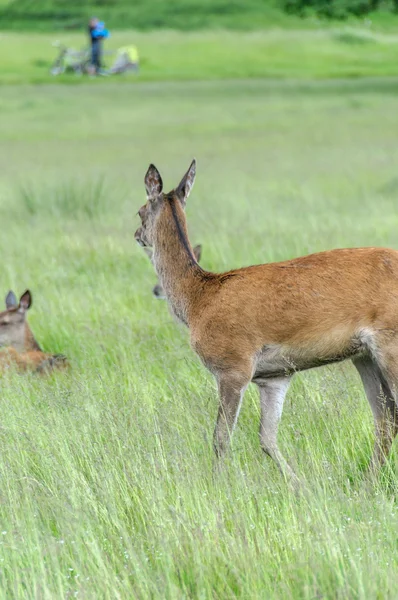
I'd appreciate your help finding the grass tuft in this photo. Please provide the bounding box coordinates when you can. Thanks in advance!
[17,176,108,220]
[333,29,377,44]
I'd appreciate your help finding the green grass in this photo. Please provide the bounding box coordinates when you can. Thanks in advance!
[2,27,398,85]
[1,77,398,597]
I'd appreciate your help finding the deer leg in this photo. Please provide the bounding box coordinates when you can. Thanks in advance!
[353,355,398,473]
[213,372,250,459]
[256,377,299,485]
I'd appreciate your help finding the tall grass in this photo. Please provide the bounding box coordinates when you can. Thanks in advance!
[0,78,398,597]
[17,176,108,219]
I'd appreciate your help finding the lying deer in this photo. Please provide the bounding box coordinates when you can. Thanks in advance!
[135,159,398,484]
[143,245,202,299]
[0,290,68,373]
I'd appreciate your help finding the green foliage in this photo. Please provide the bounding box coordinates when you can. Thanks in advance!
[285,0,384,18]
[1,78,398,596]
[1,0,397,30]
[0,0,287,31]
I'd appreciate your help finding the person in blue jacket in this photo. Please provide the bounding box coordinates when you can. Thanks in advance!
[88,17,110,74]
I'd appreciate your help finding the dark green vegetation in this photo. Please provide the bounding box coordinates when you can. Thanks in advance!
[0,78,398,597]
[1,0,398,30]
[286,0,398,18]
[2,0,298,31]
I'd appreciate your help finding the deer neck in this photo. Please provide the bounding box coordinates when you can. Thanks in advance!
[24,324,42,352]
[152,198,202,325]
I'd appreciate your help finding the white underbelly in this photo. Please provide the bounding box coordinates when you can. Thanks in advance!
[252,340,367,382]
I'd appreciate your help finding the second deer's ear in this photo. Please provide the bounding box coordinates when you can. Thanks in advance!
[142,247,153,261]
[19,290,32,312]
[176,159,196,206]
[193,244,202,263]
[145,164,163,200]
[5,290,17,309]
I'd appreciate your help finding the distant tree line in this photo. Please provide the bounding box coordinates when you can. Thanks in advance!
[283,0,397,18]
[2,0,398,31]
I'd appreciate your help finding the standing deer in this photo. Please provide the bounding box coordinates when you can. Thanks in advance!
[135,159,398,484]
[0,290,68,373]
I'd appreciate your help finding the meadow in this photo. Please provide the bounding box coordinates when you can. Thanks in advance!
[2,26,398,85]
[1,75,398,598]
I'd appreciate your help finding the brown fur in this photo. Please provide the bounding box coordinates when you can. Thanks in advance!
[0,290,68,374]
[135,160,398,484]
[0,347,68,374]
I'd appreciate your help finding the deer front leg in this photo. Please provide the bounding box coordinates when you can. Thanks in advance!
[213,372,250,459]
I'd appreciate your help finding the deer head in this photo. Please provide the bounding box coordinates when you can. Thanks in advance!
[135,159,196,251]
[0,290,36,352]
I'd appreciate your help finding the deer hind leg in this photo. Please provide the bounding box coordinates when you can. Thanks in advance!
[213,371,251,459]
[353,355,398,474]
[256,377,299,485]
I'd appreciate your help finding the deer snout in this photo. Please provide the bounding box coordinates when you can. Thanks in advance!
[53,353,68,362]
[35,353,69,374]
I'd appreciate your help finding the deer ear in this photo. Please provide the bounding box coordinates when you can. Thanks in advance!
[143,247,153,261]
[19,290,32,312]
[145,164,163,200]
[193,244,202,263]
[5,290,17,309]
[176,159,196,206]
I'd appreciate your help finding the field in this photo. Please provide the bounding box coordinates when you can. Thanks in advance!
[1,73,398,598]
[2,27,398,85]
